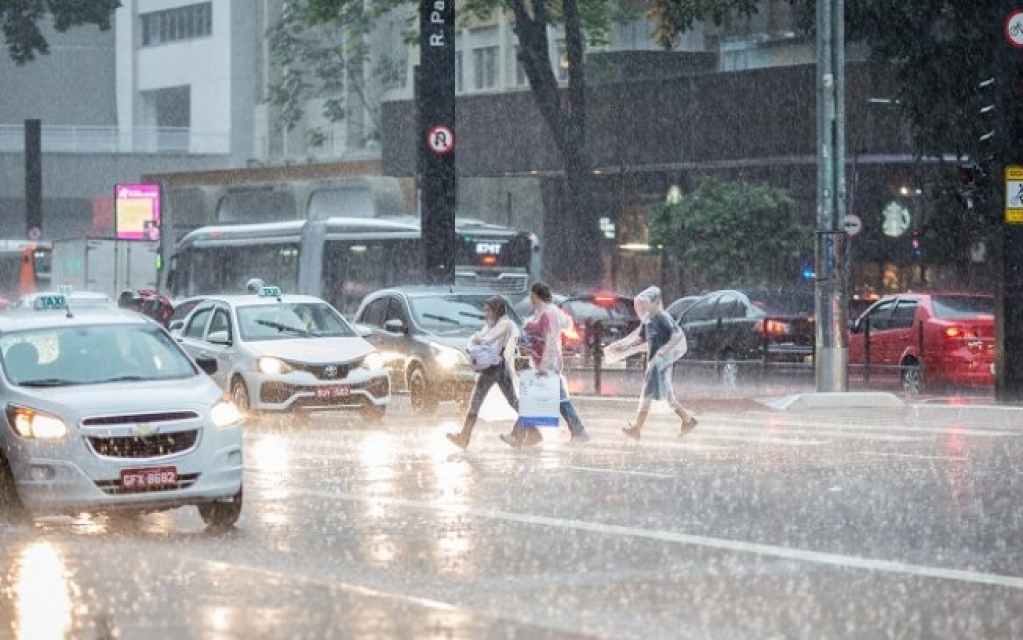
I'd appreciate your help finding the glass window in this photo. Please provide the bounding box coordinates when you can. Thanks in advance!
[236,302,357,341]
[473,46,497,90]
[889,300,918,329]
[680,298,715,322]
[209,307,232,339]
[2,325,196,385]
[931,295,994,319]
[184,306,212,339]
[409,294,492,333]
[865,300,896,332]
[359,298,388,327]
[140,2,212,48]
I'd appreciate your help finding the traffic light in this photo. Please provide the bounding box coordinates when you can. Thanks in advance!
[911,228,921,260]
[955,162,988,211]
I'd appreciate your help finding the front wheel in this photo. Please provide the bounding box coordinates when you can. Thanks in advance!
[198,488,243,530]
[901,359,923,395]
[231,377,251,413]
[408,367,438,415]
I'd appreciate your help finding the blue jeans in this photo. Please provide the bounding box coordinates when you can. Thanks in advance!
[459,363,518,437]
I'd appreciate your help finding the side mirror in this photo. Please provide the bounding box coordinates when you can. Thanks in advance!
[849,318,861,334]
[383,318,405,334]
[195,355,218,375]
[168,319,184,333]
[208,330,232,346]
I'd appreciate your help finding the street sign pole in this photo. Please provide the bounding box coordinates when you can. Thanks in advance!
[814,0,849,392]
[418,0,456,285]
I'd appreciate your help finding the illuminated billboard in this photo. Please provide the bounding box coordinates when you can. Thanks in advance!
[114,183,161,241]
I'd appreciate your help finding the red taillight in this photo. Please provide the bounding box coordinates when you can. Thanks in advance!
[563,327,581,341]
[755,319,792,335]
[593,294,616,307]
[944,326,978,339]
[481,255,497,266]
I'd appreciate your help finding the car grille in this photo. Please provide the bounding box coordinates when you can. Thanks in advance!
[94,472,201,495]
[260,376,389,406]
[82,411,200,426]
[86,430,200,459]
[287,362,354,380]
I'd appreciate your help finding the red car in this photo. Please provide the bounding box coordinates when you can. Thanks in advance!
[848,292,995,394]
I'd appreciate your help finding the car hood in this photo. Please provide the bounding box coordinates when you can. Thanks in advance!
[419,334,472,352]
[13,375,225,418]
[246,337,375,363]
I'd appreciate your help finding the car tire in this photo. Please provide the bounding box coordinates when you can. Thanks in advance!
[901,359,923,395]
[231,377,252,413]
[198,487,243,530]
[719,353,741,388]
[359,404,386,423]
[408,366,438,415]
[0,454,27,522]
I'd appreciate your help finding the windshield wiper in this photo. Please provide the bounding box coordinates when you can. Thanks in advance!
[99,375,148,383]
[422,313,459,325]
[256,319,309,336]
[19,378,84,387]
[459,311,485,320]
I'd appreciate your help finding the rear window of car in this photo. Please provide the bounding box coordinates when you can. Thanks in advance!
[745,291,814,316]
[410,294,520,332]
[562,299,636,323]
[931,296,994,319]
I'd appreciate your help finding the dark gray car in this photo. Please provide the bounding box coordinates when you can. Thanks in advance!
[353,287,522,414]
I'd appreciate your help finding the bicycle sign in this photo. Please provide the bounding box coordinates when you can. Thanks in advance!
[1005,165,1023,224]
[1005,10,1023,48]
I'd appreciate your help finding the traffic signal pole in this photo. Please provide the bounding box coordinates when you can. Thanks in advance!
[814,0,849,392]
[996,2,1023,401]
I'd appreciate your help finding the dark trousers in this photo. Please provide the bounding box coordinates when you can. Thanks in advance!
[459,363,518,438]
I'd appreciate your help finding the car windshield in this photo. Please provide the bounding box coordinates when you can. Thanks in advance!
[0,324,197,387]
[410,294,518,334]
[237,302,357,341]
[931,295,994,319]
[744,291,815,316]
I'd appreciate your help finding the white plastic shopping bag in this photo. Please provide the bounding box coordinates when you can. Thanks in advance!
[517,370,561,427]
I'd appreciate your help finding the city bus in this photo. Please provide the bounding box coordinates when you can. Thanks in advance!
[0,240,52,306]
[166,217,538,316]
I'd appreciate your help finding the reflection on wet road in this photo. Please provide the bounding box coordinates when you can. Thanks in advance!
[3,397,1023,639]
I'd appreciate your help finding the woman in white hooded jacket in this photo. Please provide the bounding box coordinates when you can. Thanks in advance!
[446,296,520,449]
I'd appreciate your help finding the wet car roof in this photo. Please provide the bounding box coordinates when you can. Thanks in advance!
[0,307,150,332]
[193,294,330,307]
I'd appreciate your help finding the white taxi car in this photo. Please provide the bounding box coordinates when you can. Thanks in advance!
[174,287,390,420]
[0,300,244,527]
[15,289,114,310]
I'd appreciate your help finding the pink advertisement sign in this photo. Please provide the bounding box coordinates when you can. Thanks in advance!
[114,183,161,241]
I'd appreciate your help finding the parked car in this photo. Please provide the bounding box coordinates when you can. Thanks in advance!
[353,287,522,414]
[848,292,995,394]
[666,295,702,323]
[676,289,815,386]
[0,300,244,527]
[175,287,390,421]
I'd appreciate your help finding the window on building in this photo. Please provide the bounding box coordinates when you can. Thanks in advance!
[141,2,212,47]
[513,45,528,87]
[473,46,497,90]
[556,39,569,82]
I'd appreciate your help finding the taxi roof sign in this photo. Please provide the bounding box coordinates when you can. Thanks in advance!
[259,286,282,298]
[34,294,67,310]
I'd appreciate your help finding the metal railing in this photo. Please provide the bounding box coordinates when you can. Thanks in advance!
[0,124,229,154]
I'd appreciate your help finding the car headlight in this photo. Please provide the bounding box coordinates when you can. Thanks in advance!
[257,356,292,375]
[431,342,467,369]
[360,351,385,370]
[6,405,68,440]
[211,398,242,427]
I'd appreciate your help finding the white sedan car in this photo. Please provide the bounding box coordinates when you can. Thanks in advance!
[175,289,390,420]
[0,303,244,527]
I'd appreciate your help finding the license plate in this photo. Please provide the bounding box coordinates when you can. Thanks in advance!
[120,466,177,491]
[316,384,351,399]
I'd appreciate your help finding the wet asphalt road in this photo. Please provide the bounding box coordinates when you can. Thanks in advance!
[2,386,1022,639]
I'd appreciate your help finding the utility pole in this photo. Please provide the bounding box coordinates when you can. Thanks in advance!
[995,2,1023,401]
[24,119,42,240]
[418,0,456,284]
[814,0,849,391]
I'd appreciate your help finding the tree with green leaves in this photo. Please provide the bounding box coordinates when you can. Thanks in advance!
[1,0,120,64]
[649,176,810,291]
[275,0,758,286]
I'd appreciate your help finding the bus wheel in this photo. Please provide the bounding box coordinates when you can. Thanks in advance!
[408,367,438,415]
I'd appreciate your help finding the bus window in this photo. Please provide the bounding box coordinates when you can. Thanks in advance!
[322,239,423,316]
[30,246,52,291]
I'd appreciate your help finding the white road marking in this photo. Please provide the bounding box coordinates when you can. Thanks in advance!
[558,465,676,478]
[294,489,1023,591]
[858,451,967,462]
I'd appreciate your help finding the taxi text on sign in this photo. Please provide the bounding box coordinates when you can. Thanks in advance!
[1006,165,1023,224]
